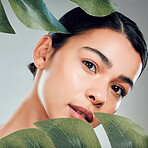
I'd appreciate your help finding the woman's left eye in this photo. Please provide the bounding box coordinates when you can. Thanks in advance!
[111,85,126,97]
[83,60,96,73]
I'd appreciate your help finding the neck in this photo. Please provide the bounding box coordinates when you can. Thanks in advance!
[0,70,49,138]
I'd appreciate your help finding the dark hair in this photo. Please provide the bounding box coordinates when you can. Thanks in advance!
[29,7,147,76]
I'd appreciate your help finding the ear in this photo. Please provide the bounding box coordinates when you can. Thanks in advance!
[33,35,53,70]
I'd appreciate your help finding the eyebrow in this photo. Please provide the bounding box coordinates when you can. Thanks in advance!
[82,46,134,88]
[118,75,133,88]
[82,46,113,68]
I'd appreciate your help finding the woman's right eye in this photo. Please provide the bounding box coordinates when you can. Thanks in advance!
[83,60,96,73]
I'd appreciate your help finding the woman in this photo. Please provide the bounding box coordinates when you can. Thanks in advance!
[0,7,147,138]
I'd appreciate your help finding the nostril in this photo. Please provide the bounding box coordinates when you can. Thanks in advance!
[89,95,95,101]
[96,103,103,106]
[95,102,103,108]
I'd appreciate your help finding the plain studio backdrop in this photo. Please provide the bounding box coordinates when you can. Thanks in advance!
[0,0,148,147]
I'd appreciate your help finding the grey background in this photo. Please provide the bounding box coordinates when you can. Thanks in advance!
[0,0,148,147]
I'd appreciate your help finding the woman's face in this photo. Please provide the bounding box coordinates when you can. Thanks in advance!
[37,29,142,128]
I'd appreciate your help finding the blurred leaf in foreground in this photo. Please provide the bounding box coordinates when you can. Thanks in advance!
[70,0,118,17]
[95,112,148,148]
[0,128,55,148]
[8,0,69,33]
[34,118,101,148]
[0,0,15,34]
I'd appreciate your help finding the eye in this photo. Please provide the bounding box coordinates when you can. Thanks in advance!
[111,85,126,97]
[83,60,96,73]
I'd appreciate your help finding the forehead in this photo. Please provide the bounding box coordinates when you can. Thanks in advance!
[65,28,142,83]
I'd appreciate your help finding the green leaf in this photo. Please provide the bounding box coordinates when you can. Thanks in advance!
[0,0,15,34]
[0,128,55,148]
[95,112,148,148]
[70,0,118,17]
[34,118,101,148]
[8,0,69,33]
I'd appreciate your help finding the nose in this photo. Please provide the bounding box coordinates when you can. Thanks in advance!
[85,80,108,107]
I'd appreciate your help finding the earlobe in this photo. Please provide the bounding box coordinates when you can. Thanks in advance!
[33,35,53,70]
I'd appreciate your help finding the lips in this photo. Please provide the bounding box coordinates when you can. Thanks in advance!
[69,104,93,122]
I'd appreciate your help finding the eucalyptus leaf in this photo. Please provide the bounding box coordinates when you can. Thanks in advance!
[34,118,101,148]
[0,128,55,148]
[95,112,148,148]
[0,0,15,34]
[8,0,69,33]
[70,0,118,16]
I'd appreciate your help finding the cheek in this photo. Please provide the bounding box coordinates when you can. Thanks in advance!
[91,97,122,128]
[100,94,122,114]
[115,97,122,110]
[38,59,87,108]
[54,57,89,96]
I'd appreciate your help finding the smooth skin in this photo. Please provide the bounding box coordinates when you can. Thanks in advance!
[0,28,142,138]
